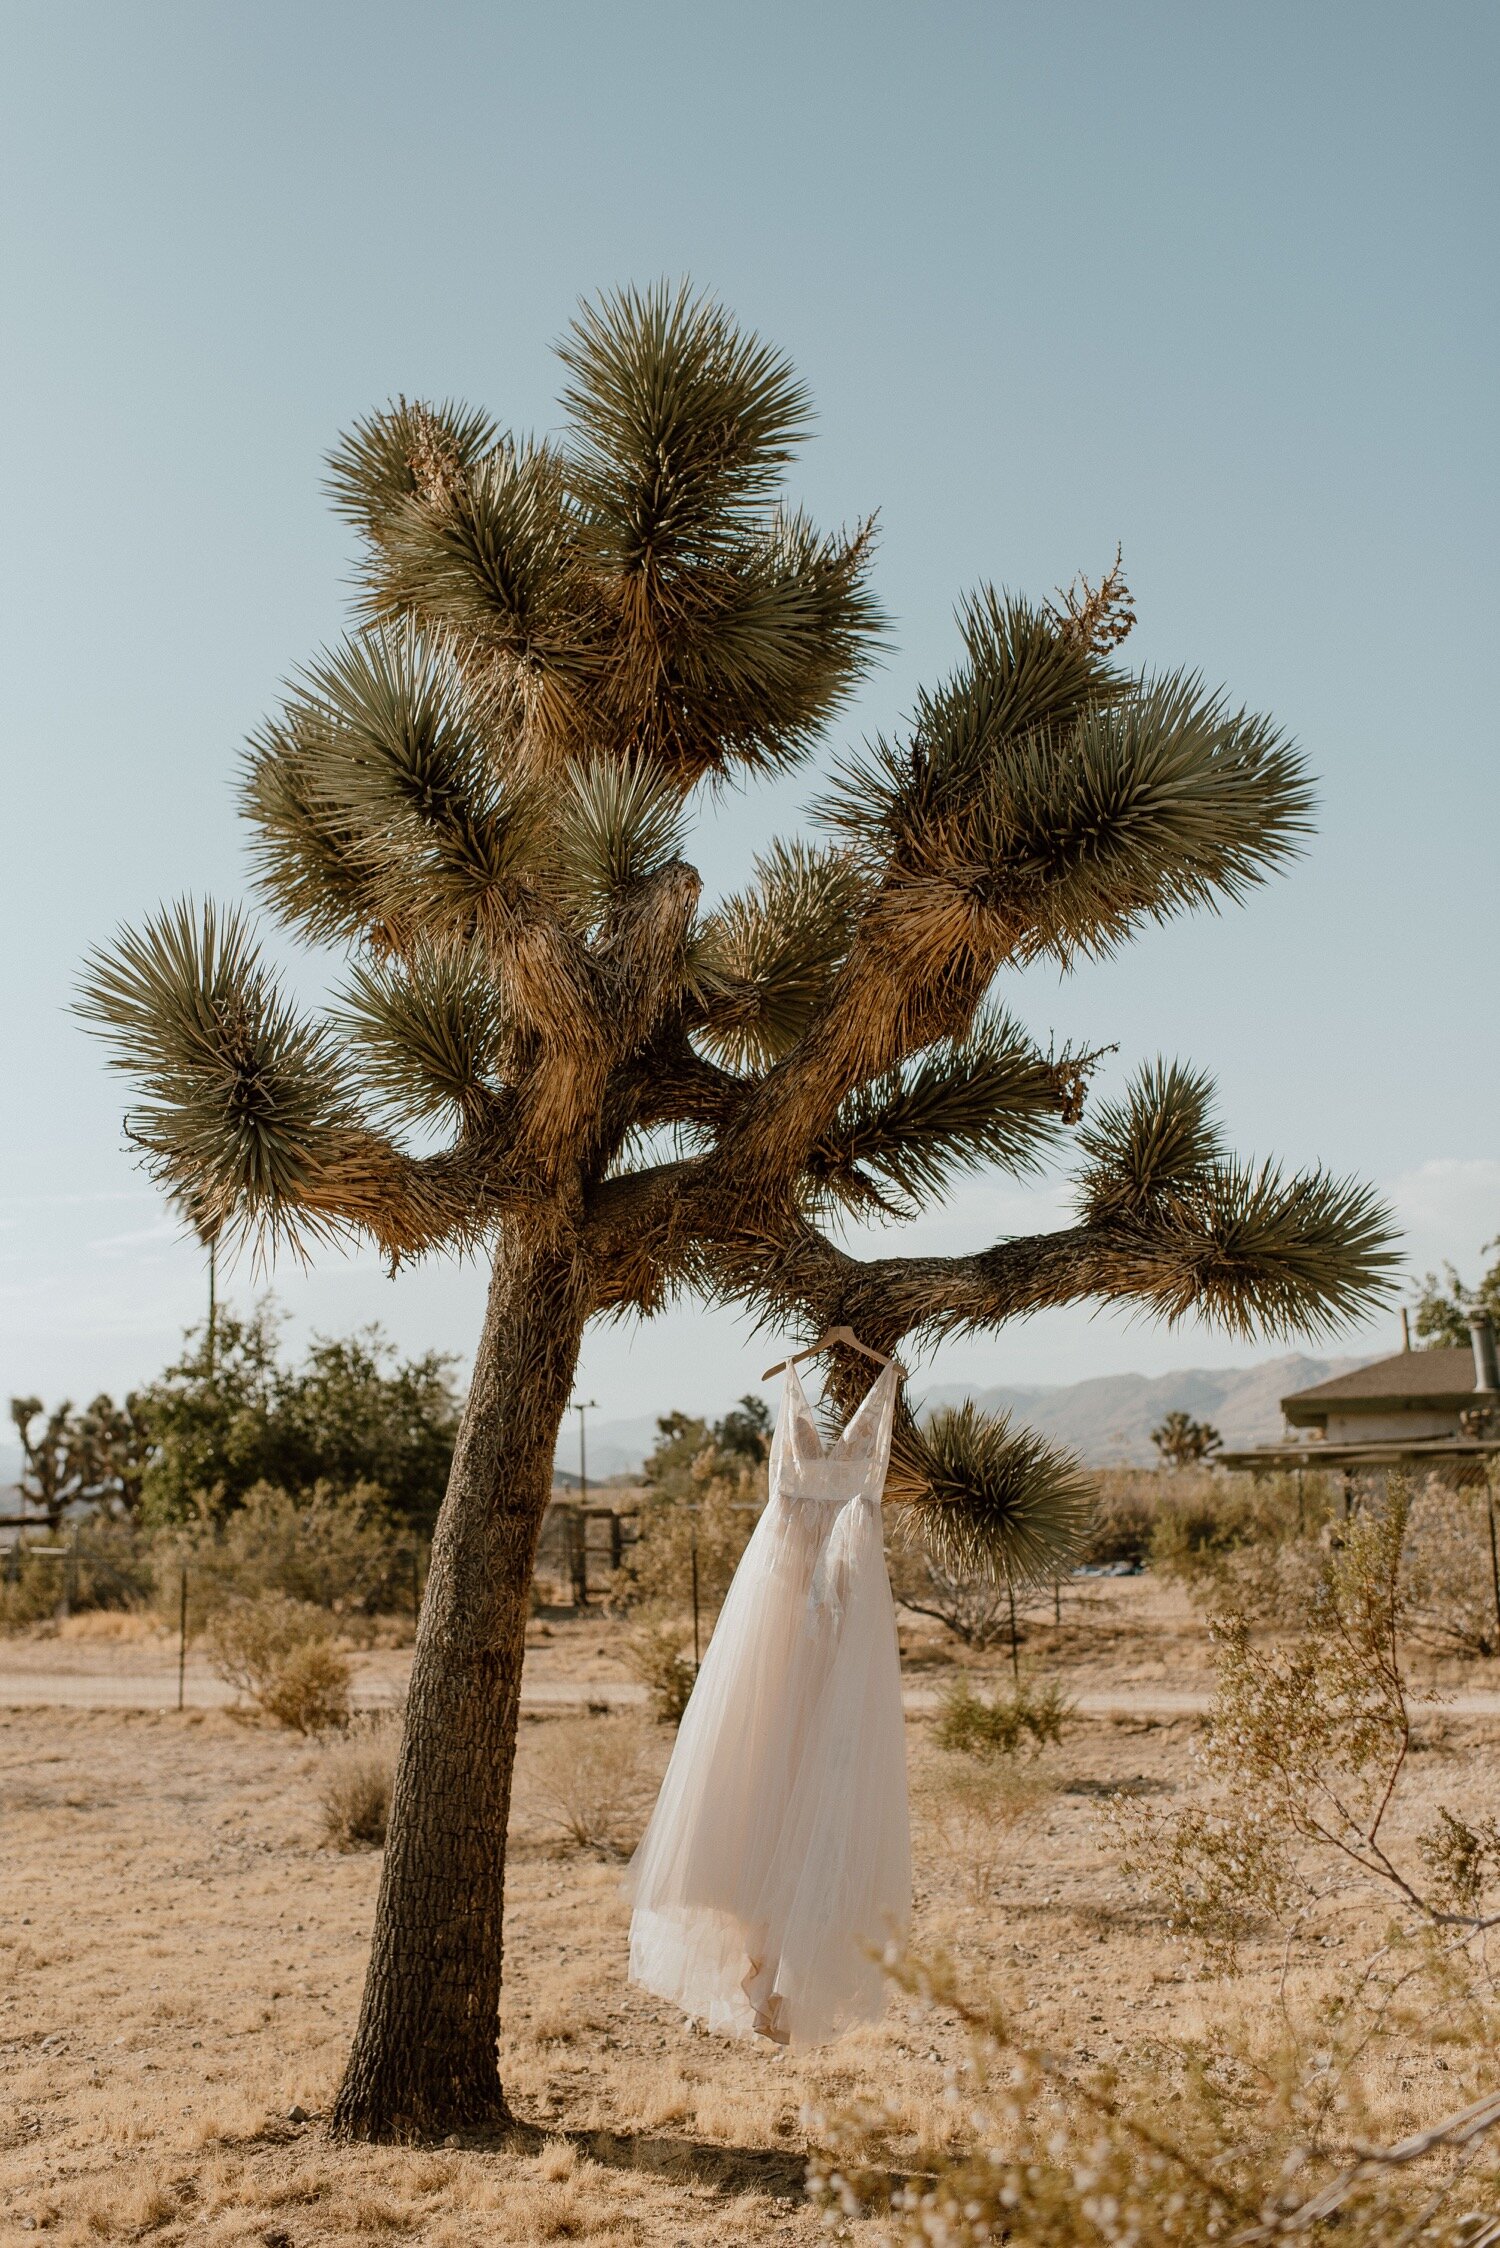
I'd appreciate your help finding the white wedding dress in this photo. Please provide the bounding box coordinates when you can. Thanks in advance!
[625,1360,911,2046]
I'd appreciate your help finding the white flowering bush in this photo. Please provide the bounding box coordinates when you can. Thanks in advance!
[807,1949,1500,2247]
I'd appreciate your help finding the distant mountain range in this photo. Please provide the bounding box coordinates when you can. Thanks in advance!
[0,1354,1365,1496]
[556,1352,1366,1480]
[915,1353,1364,1466]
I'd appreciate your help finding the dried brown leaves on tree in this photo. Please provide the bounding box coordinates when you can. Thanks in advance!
[1048,542,1137,656]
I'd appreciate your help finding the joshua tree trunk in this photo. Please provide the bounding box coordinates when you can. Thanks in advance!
[330,1225,587,2142]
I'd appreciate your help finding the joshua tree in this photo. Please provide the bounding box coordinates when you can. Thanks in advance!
[1151,1408,1224,1468]
[79,285,1395,2140]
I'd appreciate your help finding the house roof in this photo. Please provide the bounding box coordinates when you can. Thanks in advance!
[1221,1435,1500,1469]
[1282,1348,1479,1424]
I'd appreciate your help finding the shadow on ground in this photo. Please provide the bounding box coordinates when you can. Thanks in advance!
[455,2116,807,2200]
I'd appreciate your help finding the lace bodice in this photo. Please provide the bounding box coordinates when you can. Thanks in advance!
[770,1361,899,1507]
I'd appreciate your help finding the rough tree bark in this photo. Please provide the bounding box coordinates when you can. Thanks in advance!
[329,1224,588,2141]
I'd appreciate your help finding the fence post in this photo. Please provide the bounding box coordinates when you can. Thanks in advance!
[410,1547,422,1631]
[691,1529,701,1671]
[177,1565,188,1713]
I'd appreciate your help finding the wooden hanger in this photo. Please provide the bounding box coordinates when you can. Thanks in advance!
[762,1324,907,1382]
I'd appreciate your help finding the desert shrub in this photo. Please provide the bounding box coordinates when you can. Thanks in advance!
[1113,1793,1299,1950]
[0,1516,156,1632]
[319,1733,396,1848]
[935,1673,1071,1757]
[611,1401,768,1625]
[1078,1470,1157,1567]
[1404,1476,1500,1656]
[620,1453,764,1619]
[889,1548,1019,1649]
[622,1618,697,1722]
[1149,1471,1258,1571]
[528,1713,658,1854]
[205,1592,351,1731]
[1151,1466,1337,1620]
[155,1478,406,1631]
[69,1516,155,1610]
[0,1547,67,1631]
[808,1947,1500,2247]
[1115,1482,1500,1948]
[257,1637,352,1733]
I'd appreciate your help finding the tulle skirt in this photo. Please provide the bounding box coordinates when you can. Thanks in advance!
[624,1483,910,2046]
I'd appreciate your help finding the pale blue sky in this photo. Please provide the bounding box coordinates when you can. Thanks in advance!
[2,0,1496,1423]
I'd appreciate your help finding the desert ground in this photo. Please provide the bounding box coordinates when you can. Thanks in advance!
[4,1582,1498,2245]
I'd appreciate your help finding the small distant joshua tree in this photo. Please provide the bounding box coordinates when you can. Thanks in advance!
[79,286,1395,2141]
[1151,1408,1224,1469]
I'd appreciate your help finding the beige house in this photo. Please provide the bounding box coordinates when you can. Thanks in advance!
[1220,1314,1500,1478]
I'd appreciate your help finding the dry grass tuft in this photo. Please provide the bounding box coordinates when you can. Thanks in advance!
[56,1610,162,1643]
[318,1732,396,1848]
[914,1748,1054,1899]
[528,1712,658,1855]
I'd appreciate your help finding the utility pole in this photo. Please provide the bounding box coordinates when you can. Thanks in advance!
[567,1397,598,1607]
[570,1398,598,1508]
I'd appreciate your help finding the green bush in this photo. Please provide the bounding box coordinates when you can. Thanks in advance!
[622,1619,697,1722]
[204,1593,351,1731]
[935,1674,1072,1757]
[130,1303,459,1532]
[154,1478,407,1632]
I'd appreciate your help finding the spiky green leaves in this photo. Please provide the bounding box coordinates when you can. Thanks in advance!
[1103,1160,1400,1338]
[691,841,866,1071]
[348,431,603,762]
[244,625,538,951]
[820,592,1313,973]
[815,1009,1070,1216]
[557,282,813,567]
[987,673,1315,959]
[550,756,688,928]
[556,286,884,782]
[817,592,1115,857]
[77,902,354,1246]
[322,291,884,788]
[374,442,590,657]
[333,949,509,1133]
[1076,1059,1223,1218]
[892,1402,1094,1583]
[325,398,502,549]
[1076,1061,1398,1337]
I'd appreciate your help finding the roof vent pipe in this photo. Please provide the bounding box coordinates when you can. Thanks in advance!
[1468,1312,1500,1396]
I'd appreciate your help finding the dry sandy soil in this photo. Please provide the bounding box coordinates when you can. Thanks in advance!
[3,1584,1497,2245]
